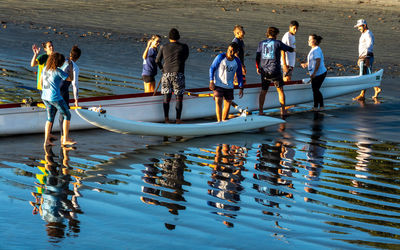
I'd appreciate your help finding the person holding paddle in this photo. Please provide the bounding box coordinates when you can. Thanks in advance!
[209,43,244,122]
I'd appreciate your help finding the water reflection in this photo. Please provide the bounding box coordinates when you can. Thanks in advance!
[254,137,296,229]
[29,146,83,241]
[207,144,246,228]
[303,112,326,202]
[140,153,189,230]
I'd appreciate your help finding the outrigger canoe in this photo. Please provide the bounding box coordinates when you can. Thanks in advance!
[75,108,285,137]
[0,69,383,136]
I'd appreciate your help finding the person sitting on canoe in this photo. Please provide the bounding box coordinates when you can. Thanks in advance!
[256,27,294,117]
[209,42,244,122]
[155,28,189,124]
[40,52,76,146]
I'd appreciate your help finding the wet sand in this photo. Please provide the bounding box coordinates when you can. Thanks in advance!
[0,0,399,91]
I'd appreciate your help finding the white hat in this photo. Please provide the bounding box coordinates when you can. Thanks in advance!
[354,19,367,27]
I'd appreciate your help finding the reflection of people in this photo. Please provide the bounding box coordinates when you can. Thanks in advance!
[155,28,189,124]
[254,141,295,215]
[301,34,327,111]
[29,145,82,239]
[303,113,326,202]
[207,144,246,227]
[140,154,189,230]
[142,35,161,93]
[256,27,294,116]
[281,21,299,82]
[41,53,76,146]
[209,43,244,122]
[352,19,381,100]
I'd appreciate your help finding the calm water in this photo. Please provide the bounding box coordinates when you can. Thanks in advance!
[0,101,399,249]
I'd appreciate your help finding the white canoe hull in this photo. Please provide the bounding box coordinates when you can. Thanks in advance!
[75,109,285,136]
[0,69,383,136]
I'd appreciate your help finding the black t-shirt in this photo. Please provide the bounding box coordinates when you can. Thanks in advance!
[156,42,189,73]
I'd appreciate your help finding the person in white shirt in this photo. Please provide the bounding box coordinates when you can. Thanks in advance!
[59,45,81,141]
[352,19,381,100]
[281,21,299,81]
[209,43,244,122]
[301,34,327,111]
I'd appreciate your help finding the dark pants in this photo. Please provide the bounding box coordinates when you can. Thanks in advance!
[311,72,327,108]
[59,81,71,135]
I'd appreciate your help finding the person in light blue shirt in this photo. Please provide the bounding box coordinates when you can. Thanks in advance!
[41,52,76,147]
[209,43,244,122]
[301,34,327,111]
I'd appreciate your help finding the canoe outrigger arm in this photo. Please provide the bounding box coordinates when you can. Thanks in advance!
[88,106,106,114]
[231,101,249,117]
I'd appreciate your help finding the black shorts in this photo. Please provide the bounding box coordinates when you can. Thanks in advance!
[142,75,155,83]
[213,86,234,101]
[261,73,284,91]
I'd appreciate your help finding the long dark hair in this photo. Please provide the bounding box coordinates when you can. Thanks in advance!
[46,52,65,71]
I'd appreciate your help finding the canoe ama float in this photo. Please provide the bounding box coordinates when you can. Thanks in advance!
[75,108,285,137]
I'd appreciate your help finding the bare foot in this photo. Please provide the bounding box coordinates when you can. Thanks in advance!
[44,140,55,146]
[353,95,365,101]
[258,111,265,116]
[164,118,170,124]
[372,87,382,99]
[62,140,77,146]
[49,134,58,141]
[176,119,183,124]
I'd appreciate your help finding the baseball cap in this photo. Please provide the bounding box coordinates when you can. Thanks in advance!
[354,19,367,27]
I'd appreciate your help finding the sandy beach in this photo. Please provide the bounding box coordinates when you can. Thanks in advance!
[0,0,399,92]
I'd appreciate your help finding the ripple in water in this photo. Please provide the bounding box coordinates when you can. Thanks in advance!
[1,107,399,248]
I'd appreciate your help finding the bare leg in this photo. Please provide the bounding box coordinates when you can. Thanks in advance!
[144,81,155,93]
[372,87,382,98]
[62,120,76,145]
[353,90,366,100]
[259,90,267,115]
[222,99,232,121]
[283,75,291,82]
[44,121,55,146]
[276,87,286,116]
[215,97,223,122]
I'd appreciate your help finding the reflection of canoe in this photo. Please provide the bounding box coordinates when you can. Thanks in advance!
[0,70,383,136]
[75,108,284,136]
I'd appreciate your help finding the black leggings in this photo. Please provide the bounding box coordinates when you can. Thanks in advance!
[163,94,183,120]
[311,72,327,108]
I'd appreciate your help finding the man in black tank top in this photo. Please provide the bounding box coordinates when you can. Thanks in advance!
[156,28,189,124]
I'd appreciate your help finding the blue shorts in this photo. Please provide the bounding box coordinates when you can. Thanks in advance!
[43,99,71,123]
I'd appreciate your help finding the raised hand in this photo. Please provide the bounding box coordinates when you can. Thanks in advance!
[32,44,40,55]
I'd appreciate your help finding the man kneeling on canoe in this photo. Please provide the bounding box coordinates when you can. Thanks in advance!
[209,43,244,122]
